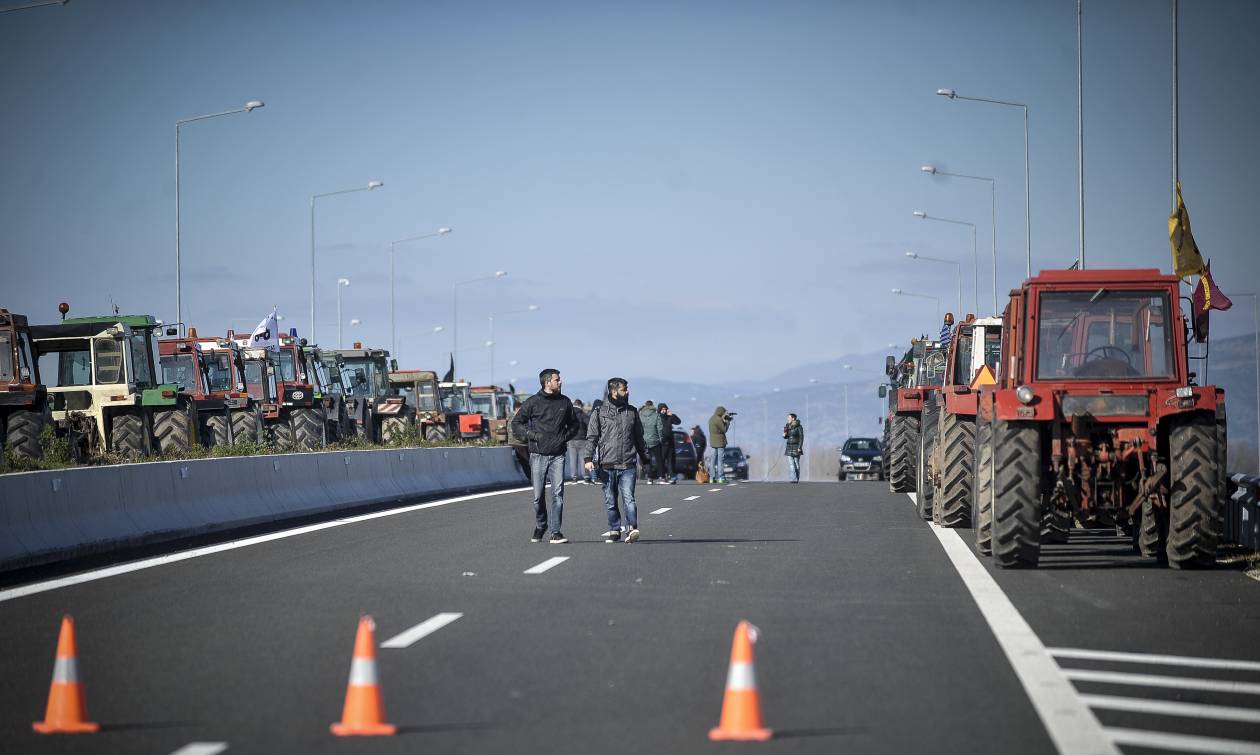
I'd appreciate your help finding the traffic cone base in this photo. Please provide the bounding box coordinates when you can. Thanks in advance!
[330,616,395,737]
[709,726,772,741]
[33,616,99,735]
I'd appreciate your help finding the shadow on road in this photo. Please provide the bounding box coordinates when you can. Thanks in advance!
[772,726,868,739]
[396,721,499,735]
[637,538,801,545]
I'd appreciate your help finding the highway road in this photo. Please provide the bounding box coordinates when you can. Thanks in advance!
[3,480,1258,754]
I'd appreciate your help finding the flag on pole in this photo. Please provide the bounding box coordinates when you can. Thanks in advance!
[441,353,455,383]
[1189,261,1233,343]
[250,307,280,352]
[1169,182,1207,279]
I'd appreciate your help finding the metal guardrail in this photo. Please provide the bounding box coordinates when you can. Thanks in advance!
[1225,474,1260,550]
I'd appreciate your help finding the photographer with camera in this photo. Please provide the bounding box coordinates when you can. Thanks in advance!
[708,405,735,483]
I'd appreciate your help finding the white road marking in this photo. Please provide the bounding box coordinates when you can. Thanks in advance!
[523,556,569,575]
[1048,647,1260,673]
[0,486,532,604]
[925,508,1118,755]
[1104,728,1260,755]
[380,613,463,649]
[684,495,701,501]
[1078,694,1260,724]
[650,508,672,515]
[170,744,228,755]
[708,488,721,492]
[1061,668,1260,695]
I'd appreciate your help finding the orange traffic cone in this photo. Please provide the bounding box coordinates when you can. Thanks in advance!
[708,620,772,741]
[330,615,396,736]
[32,615,100,734]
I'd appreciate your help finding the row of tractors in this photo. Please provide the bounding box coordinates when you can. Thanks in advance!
[879,268,1228,570]
[0,306,520,466]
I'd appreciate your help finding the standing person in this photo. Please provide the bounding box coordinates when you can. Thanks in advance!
[639,400,664,484]
[708,405,733,483]
[511,368,580,544]
[567,399,590,483]
[658,403,682,484]
[783,412,804,483]
[691,423,708,466]
[585,377,648,543]
[587,399,604,483]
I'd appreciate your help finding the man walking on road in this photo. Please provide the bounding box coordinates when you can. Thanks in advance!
[640,400,664,484]
[585,377,648,543]
[567,399,590,483]
[783,412,804,483]
[658,403,681,483]
[708,405,733,483]
[511,368,580,544]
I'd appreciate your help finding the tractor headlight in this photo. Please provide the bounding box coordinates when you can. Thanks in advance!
[1175,386,1194,398]
[1015,385,1035,404]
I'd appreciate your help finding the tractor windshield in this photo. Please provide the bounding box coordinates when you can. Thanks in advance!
[160,354,200,393]
[952,330,974,385]
[129,331,155,387]
[340,358,386,398]
[243,359,268,400]
[441,386,469,413]
[470,394,494,415]
[916,349,946,387]
[204,352,237,392]
[1036,290,1175,380]
[270,350,298,382]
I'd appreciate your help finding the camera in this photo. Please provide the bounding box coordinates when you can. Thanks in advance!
[725,412,737,421]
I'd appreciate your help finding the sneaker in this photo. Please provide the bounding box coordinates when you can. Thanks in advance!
[625,528,640,543]
[531,527,546,542]
[645,479,653,485]
[549,532,569,544]
[668,479,677,485]
[604,530,621,543]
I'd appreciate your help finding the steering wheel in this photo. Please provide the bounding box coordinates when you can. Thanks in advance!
[1082,345,1132,367]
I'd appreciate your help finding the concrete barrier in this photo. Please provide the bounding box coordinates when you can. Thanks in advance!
[0,446,526,573]
[1225,474,1259,551]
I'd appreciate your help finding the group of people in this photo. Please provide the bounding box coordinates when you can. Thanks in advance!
[509,369,771,545]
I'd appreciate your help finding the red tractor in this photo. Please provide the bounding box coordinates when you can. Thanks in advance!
[881,336,946,517]
[976,268,1227,569]
[0,309,49,461]
[232,329,326,449]
[158,328,264,447]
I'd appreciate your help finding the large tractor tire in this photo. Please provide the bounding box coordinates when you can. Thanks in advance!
[203,411,231,448]
[991,420,1043,569]
[154,399,199,455]
[916,400,939,521]
[425,423,449,442]
[292,407,326,450]
[888,413,919,493]
[1166,413,1223,569]
[1041,501,1072,544]
[381,416,409,444]
[1137,498,1166,559]
[5,407,49,461]
[935,411,975,528]
[270,414,297,449]
[973,416,994,556]
[230,408,263,445]
[109,410,149,457]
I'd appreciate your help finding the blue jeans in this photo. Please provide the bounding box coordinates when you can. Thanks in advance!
[786,454,800,481]
[712,447,726,481]
[602,466,638,530]
[530,452,565,533]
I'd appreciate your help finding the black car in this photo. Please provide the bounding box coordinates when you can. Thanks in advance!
[722,446,751,481]
[839,437,883,481]
[673,429,698,477]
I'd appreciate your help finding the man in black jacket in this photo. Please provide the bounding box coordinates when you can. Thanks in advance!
[584,377,648,543]
[657,403,682,484]
[511,368,580,544]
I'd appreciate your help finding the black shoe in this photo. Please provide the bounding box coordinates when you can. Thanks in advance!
[532,527,546,542]
[549,532,569,544]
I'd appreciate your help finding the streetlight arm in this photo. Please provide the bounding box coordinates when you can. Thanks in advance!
[908,253,958,267]
[176,106,257,126]
[950,93,1028,110]
[933,170,995,184]
[312,185,375,201]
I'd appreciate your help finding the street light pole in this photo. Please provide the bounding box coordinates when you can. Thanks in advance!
[920,166,998,312]
[336,278,350,348]
[1237,293,1259,474]
[891,288,941,323]
[389,227,451,359]
[452,271,507,377]
[906,252,962,315]
[175,100,264,336]
[936,88,1031,278]
[310,180,383,343]
[913,210,977,313]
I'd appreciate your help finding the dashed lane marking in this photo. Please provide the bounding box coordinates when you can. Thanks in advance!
[708,488,721,492]
[1103,728,1260,755]
[1076,694,1260,724]
[380,613,463,649]
[1048,647,1260,673]
[0,486,532,603]
[650,508,672,515]
[1059,668,1260,696]
[523,556,570,575]
[684,495,701,501]
[170,744,228,755]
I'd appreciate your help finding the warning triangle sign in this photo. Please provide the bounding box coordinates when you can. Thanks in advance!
[970,364,996,389]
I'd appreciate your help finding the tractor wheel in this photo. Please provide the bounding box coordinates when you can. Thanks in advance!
[991,420,1043,569]
[1166,413,1223,569]
[292,407,326,450]
[109,410,149,457]
[5,407,49,460]
[1137,497,1166,559]
[936,412,975,528]
[270,412,297,449]
[425,423,449,442]
[154,399,199,455]
[203,411,231,448]
[888,414,919,493]
[973,416,994,556]
[1041,501,1071,544]
[916,400,939,521]
[381,416,409,444]
[230,408,263,445]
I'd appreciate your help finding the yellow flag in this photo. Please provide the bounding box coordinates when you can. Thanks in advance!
[1169,182,1206,278]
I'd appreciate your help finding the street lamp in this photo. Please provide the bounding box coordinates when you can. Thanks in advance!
[891,288,941,323]
[310,180,383,342]
[921,165,998,313]
[335,278,351,348]
[175,99,265,336]
[389,227,452,358]
[489,304,538,387]
[936,87,1031,277]
[906,251,962,316]
[842,364,852,439]
[452,271,507,375]
[912,210,977,313]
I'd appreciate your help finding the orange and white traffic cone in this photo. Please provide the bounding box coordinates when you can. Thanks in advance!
[330,615,396,736]
[708,620,772,741]
[32,615,100,734]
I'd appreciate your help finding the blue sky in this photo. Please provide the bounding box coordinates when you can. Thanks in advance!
[2,0,1257,385]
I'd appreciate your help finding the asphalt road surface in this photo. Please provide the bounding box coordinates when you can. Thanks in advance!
[2,479,1258,754]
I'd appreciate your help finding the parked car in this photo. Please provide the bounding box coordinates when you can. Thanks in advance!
[722,445,750,480]
[672,429,698,477]
[838,437,883,481]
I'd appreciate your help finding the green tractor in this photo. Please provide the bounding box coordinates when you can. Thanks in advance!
[30,313,193,460]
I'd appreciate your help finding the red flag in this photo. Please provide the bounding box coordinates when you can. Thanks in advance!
[1190,261,1232,342]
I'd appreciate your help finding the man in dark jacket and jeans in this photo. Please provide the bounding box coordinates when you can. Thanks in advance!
[511,368,580,544]
[585,377,648,543]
